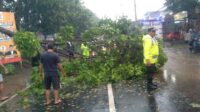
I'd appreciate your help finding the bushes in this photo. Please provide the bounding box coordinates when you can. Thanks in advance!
[5,64,17,75]
[157,39,168,68]
[13,31,41,59]
[0,64,18,75]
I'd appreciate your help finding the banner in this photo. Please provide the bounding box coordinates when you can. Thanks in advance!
[174,11,187,21]
[0,12,22,64]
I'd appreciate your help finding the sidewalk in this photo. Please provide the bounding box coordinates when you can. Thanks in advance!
[0,63,31,111]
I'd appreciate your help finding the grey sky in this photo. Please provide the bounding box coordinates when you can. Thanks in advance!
[82,0,165,20]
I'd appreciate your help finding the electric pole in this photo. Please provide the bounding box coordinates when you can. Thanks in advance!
[134,0,137,21]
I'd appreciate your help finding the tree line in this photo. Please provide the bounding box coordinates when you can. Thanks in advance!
[0,0,98,37]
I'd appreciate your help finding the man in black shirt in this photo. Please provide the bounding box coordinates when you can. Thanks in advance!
[39,43,65,105]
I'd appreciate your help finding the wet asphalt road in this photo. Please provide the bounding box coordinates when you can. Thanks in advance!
[113,42,200,112]
[26,85,109,112]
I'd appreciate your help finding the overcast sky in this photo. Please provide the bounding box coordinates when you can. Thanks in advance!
[82,0,165,20]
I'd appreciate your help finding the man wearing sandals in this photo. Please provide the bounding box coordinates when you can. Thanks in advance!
[39,43,65,105]
[0,61,9,101]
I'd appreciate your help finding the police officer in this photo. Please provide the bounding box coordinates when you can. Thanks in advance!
[81,42,90,58]
[143,28,159,91]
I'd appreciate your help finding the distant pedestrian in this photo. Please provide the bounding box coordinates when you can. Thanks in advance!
[0,61,9,101]
[143,28,159,91]
[39,43,65,105]
[66,41,74,60]
[184,30,192,43]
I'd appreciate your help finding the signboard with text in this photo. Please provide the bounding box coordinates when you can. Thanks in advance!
[0,12,22,64]
[140,20,162,26]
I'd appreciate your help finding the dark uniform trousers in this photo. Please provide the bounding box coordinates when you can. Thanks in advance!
[146,64,156,86]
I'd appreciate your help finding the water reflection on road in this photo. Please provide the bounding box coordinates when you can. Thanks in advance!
[114,43,200,112]
[155,44,200,112]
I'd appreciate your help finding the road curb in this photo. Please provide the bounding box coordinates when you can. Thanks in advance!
[0,85,31,107]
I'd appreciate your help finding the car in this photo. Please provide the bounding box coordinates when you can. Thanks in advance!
[166,31,181,41]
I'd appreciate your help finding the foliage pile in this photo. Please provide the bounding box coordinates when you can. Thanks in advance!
[62,17,167,86]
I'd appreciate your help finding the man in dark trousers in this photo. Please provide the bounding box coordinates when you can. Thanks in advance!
[66,41,74,60]
[39,43,65,105]
[143,28,159,91]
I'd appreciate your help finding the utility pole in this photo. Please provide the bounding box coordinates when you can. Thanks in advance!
[134,0,137,21]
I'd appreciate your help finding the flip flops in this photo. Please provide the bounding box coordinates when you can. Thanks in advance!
[44,101,51,106]
[44,99,62,105]
[1,96,9,102]
[54,99,61,105]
